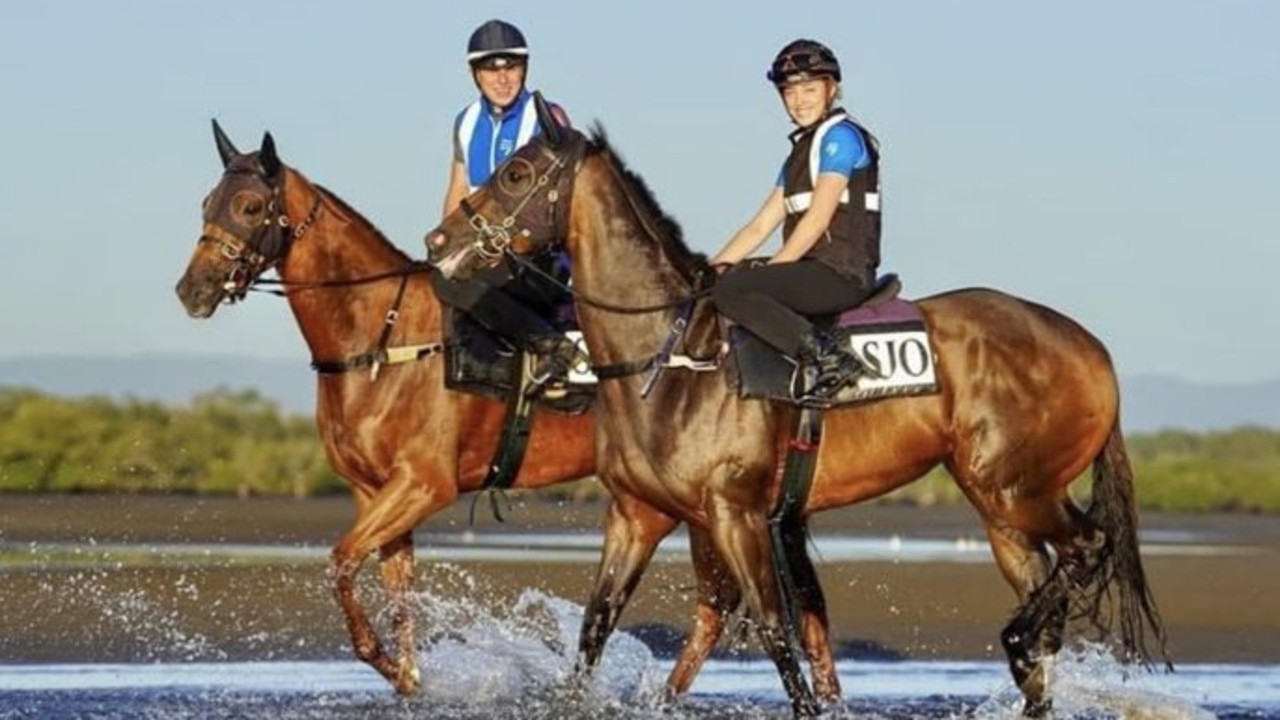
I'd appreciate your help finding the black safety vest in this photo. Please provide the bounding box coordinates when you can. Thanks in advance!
[781,109,881,284]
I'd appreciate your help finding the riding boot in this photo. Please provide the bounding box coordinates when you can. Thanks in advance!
[528,334,583,394]
[796,331,862,400]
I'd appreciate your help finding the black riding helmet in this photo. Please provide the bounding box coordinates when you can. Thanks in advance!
[467,19,529,70]
[767,39,841,86]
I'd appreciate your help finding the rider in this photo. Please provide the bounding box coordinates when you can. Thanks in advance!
[709,39,881,400]
[430,19,578,388]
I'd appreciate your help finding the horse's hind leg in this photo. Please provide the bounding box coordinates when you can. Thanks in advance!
[666,526,741,697]
[986,518,1067,718]
[667,522,839,705]
[576,493,679,677]
[330,473,454,694]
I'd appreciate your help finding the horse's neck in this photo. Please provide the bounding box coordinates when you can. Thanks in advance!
[570,162,697,366]
[277,170,441,360]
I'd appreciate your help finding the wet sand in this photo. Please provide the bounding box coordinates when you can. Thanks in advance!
[1,494,1278,665]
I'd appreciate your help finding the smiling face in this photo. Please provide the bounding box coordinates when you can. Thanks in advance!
[779,77,837,128]
[473,60,527,111]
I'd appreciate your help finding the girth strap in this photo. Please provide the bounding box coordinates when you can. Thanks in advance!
[469,353,540,524]
[768,405,823,653]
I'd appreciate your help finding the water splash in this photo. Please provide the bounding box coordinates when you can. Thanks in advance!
[971,642,1217,720]
[404,564,666,712]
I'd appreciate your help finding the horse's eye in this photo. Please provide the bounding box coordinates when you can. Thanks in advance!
[231,192,266,223]
[498,157,537,195]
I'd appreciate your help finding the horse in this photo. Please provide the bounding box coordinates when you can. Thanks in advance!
[173,122,612,696]
[425,98,1170,718]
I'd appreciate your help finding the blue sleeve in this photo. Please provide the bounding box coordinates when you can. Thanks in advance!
[816,123,869,176]
[775,163,786,187]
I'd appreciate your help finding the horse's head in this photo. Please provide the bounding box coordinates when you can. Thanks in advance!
[426,92,584,280]
[175,120,299,318]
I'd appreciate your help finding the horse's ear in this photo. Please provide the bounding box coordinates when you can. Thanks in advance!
[212,118,239,168]
[259,131,282,177]
[533,91,563,149]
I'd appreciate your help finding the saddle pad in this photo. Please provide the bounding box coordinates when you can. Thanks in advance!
[732,299,940,408]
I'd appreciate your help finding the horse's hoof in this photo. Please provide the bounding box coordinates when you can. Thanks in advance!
[394,662,422,695]
[812,675,841,707]
[793,697,823,718]
[1022,697,1053,718]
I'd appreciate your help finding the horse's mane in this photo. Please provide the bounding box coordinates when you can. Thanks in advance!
[314,183,412,264]
[585,124,708,281]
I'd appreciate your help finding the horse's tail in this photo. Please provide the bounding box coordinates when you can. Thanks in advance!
[1086,416,1172,669]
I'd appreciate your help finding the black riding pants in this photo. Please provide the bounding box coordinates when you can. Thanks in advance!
[429,262,556,352]
[711,260,870,358]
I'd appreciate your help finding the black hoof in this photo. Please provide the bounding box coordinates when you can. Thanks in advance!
[1022,697,1053,718]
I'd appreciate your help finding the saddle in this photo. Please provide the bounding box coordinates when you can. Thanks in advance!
[443,306,596,415]
[729,274,941,408]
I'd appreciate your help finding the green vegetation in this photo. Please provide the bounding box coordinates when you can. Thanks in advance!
[1,387,1278,512]
[0,387,341,497]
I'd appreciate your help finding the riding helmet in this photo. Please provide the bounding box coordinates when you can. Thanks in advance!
[467,19,529,69]
[767,39,842,86]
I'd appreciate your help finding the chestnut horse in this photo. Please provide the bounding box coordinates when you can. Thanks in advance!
[426,103,1170,718]
[173,123,610,695]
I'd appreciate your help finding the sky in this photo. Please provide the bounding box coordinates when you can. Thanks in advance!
[0,1,1277,384]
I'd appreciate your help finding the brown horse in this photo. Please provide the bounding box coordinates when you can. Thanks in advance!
[173,122,608,695]
[426,103,1170,718]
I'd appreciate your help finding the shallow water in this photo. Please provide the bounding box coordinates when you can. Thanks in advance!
[2,648,1274,718]
[2,526,1277,718]
[1,587,1275,719]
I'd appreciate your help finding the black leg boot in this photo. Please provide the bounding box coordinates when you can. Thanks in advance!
[528,335,584,392]
[796,331,863,400]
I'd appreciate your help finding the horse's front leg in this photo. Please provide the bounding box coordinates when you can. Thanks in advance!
[707,500,820,718]
[330,472,454,694]
[776,514,841,705]
[378,532,419,693]
[575,492,679,676]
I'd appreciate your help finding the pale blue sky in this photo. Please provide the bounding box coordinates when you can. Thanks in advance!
[1,1,1276,383]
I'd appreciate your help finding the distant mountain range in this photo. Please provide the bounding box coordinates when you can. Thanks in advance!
[1,354,1277,434]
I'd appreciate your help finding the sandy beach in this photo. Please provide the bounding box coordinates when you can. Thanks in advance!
[1,494,1277,665]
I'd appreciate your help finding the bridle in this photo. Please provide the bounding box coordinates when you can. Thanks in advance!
[202,167,434,301]
[198,161,439,377]
[199,167,322,303]
[454,144,576,263]
[447,136,714,315]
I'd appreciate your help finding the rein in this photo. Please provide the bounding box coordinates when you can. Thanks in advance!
[249,261,435,296]
[502,249,712,314]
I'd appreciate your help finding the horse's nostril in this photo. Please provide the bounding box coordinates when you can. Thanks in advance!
[428,232,445,248]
